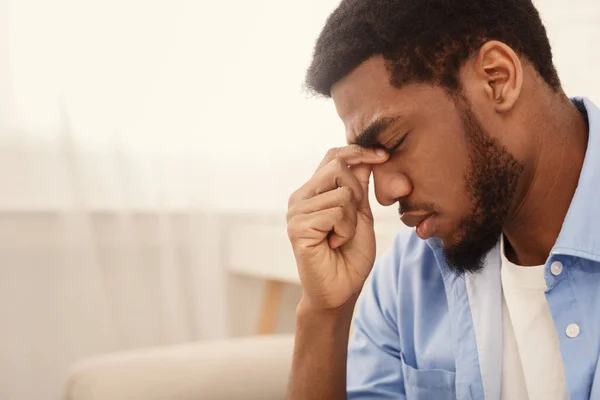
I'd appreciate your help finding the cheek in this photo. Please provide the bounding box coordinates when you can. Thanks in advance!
[408,106,471,199]
[412,134,471,206]
[410,133,475,240]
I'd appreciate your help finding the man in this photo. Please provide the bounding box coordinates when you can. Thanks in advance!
[285,0,599,399]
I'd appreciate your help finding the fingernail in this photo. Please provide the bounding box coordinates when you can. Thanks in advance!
[376,149,388,157]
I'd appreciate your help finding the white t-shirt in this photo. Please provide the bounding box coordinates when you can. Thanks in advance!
[500,236,568,400]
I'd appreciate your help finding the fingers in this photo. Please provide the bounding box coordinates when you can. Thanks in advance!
[288,146,387,209]
[287,145,387,251]
[293,158,363,204]
[287,206,356,251]
[287,186,356,221]
[349,163,373,212]
[317,145,388,170]
[287,186,357,249]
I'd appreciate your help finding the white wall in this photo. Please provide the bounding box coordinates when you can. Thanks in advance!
[3,0,598,216]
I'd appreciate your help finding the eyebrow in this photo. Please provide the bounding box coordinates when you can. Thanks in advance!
[352,116,401,149]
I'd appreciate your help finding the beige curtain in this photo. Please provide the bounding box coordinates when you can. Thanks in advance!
[0,1,344,398]
[0,111,231,398]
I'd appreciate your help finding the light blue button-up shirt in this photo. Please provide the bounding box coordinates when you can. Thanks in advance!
[347,97,600,400]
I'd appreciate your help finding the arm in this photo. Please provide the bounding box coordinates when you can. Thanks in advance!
[288,237,405,400]
[284,145,391,400]
[286,297,356,400]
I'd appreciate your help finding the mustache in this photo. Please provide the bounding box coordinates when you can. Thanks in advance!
[398,201,437,215]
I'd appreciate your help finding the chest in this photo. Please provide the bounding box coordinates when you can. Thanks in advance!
[396,256,600,400]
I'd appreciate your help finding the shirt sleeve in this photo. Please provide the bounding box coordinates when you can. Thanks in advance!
[347,236,405,399]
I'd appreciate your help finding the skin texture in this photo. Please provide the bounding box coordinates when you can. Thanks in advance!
[286,41,589,400]
[333,50,526,273]
[332,42,588,267]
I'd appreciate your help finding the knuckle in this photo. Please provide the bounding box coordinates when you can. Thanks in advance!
[350,144,364,154]
[333,157,346,169]
[322,158,347,186]
[287,190,300,208]
[329,159,349,180]
[337,186,354,203]
[332,206,344,221]
[325,156,346,173]
[326,147,340,159]
[285,206,296,223]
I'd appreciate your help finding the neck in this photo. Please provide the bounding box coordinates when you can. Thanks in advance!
[503,95,588,266]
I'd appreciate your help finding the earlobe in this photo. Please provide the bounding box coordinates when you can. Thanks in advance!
[477,41,523,113]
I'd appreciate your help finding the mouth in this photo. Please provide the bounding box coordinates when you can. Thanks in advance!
[400,212,436,239]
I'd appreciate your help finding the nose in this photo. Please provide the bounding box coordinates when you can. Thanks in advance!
[372,164,413,206]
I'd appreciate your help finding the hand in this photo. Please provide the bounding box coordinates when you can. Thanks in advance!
[287,146,389,311]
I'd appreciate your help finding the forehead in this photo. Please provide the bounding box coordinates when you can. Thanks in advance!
[330,56,448,143]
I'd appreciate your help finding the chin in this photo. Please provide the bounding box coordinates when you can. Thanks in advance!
[434,224,462,248]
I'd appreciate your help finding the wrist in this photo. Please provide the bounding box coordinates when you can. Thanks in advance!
[296,295,358,329]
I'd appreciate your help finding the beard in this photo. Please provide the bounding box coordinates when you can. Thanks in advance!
[442,96,524,274]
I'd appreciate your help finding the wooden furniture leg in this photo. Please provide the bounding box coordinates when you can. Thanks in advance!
[256,279,285,335]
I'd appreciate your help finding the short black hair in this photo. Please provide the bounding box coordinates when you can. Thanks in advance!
[305,0,561,97]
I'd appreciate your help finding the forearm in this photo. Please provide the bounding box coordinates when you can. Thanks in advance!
[286,297,356,400]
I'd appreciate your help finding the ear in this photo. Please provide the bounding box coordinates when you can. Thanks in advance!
[475,40,523,113]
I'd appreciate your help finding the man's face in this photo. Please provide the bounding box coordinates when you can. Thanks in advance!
[331,56,523,273]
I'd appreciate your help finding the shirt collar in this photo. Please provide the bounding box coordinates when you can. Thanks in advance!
[552,97,600,261]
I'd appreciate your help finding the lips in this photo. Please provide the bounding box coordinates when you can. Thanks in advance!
[400,212,432,228]
[401,212,436,239]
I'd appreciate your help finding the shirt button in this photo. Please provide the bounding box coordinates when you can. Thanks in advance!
[566,323,580,338]
[551,261,563,276]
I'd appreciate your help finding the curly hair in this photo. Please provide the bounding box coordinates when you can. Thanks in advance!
[306,0,561,96]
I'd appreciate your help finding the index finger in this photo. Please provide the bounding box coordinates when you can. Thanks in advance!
[317,145,389,171]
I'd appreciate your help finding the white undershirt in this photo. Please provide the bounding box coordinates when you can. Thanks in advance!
[500,236,568,400]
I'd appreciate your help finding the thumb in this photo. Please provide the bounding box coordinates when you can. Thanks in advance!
[350,163,373,212]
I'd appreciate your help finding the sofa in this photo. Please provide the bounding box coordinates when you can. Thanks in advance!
[63,334,294,400]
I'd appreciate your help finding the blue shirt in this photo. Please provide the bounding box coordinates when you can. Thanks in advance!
[347,97,600,400]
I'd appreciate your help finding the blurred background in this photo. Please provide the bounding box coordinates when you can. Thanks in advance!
[0,0,599,399]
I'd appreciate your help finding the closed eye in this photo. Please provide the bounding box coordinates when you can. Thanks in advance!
[383,131,410,154]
